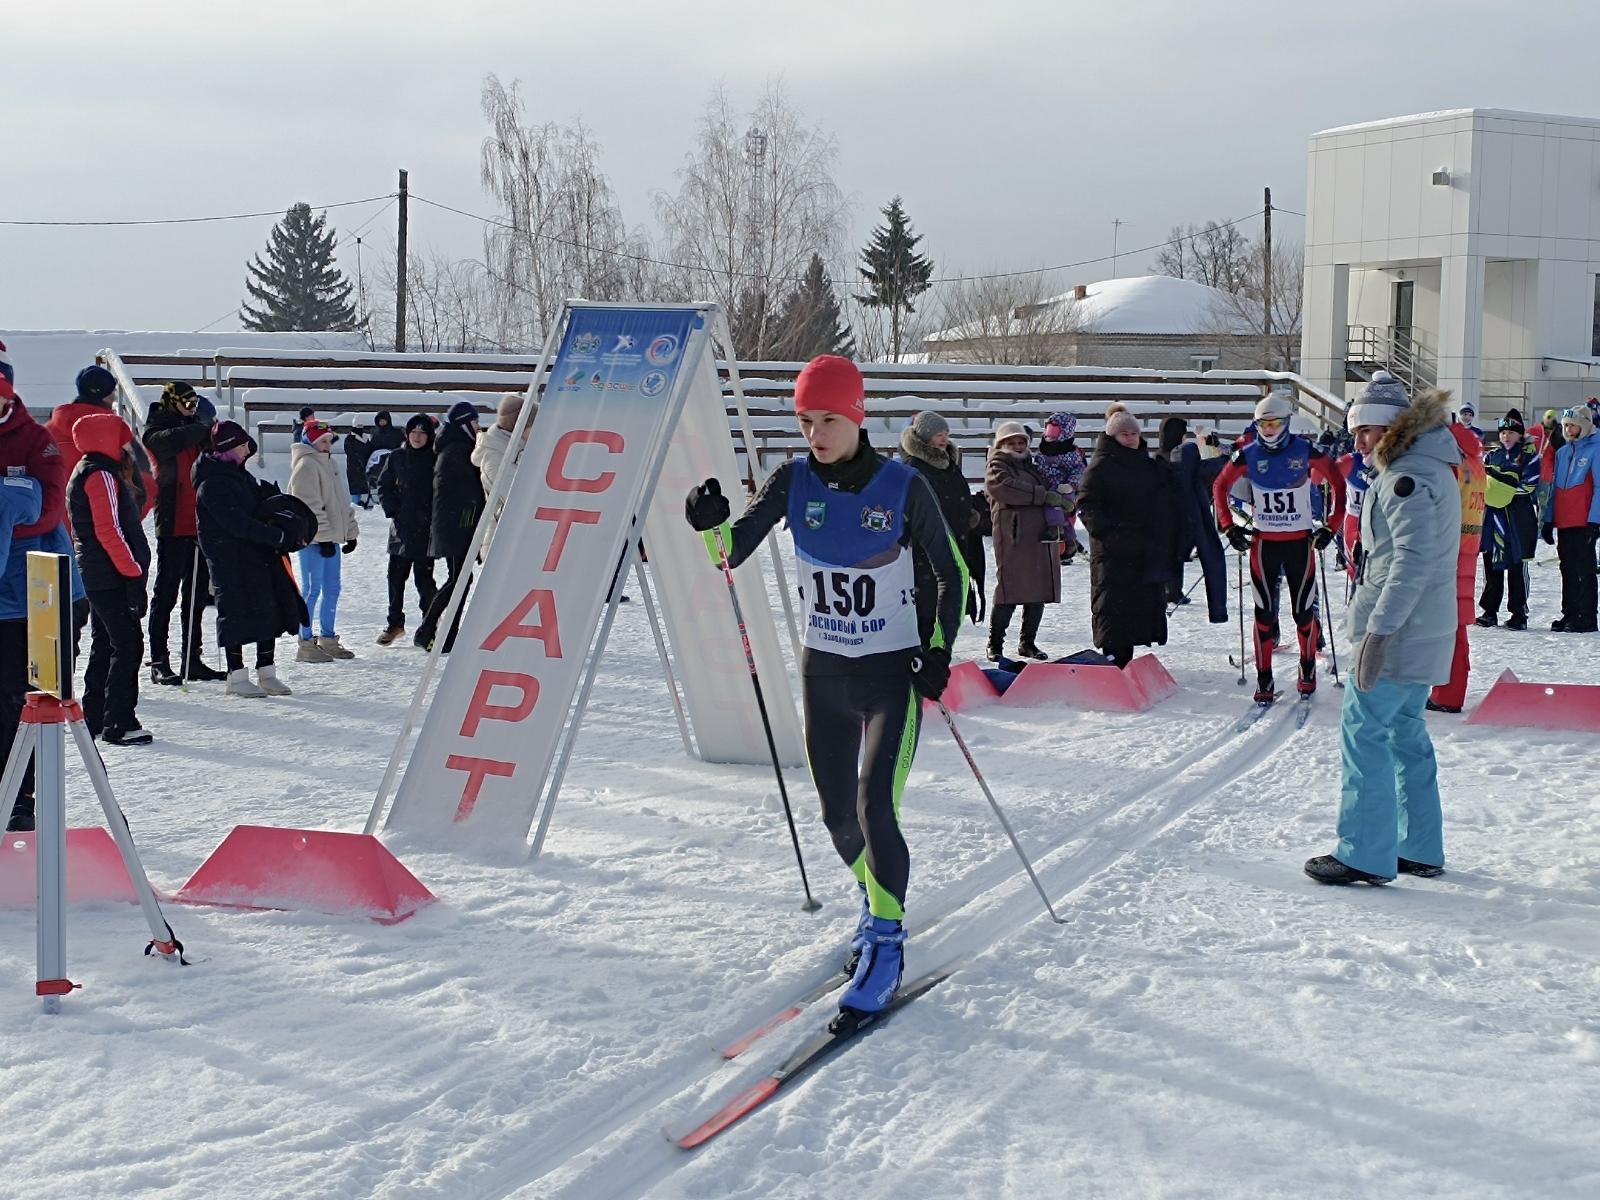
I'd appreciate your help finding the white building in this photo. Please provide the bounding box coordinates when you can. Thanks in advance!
[1301,108,1600,420]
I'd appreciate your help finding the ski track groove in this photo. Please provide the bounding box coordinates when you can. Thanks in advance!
[495,699,1313,1199]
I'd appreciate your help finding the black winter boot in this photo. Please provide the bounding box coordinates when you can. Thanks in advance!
[149,657,182,687]
[1303,854,1392,885]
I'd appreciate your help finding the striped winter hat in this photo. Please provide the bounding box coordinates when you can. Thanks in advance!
[0,340,14,400]
[1346,370,1410,431]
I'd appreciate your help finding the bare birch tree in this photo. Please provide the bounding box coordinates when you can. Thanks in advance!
[1154,221,1255,294]
[655,83,847,359]
[1201,240,1305,369]
[479,74,633,346]
[367,248,502,353]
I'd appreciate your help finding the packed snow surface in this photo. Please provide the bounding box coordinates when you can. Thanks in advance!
[1,536,1597,1199]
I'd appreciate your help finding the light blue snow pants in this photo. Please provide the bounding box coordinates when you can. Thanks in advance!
[1335,678,1444,878]
[297,545,343,639]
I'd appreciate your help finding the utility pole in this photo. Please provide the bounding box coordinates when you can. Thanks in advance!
[395,169,409,353]
[1262,186,1273,368]
[1111,218,1124,276]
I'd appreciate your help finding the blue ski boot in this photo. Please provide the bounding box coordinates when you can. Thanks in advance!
[843,882,871,977]
[838,914,905,1017]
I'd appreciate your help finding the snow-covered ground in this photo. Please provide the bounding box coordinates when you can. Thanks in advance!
[2,533,1598,1199]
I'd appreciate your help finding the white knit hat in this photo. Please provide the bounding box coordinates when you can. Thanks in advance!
[1346,371,1411,431]
[992,420,1029,448]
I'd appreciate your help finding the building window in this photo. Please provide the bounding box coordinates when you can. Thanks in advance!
[1192,355,1217,373]
[1593,275,1600,358]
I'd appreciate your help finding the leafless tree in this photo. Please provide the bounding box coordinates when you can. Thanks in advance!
[1200,239,1305,370]
[921,273,1093,365]
[367,247,504,353]
[479,74,634,346]
[655,83,847,360]
[1154,221,1255,294]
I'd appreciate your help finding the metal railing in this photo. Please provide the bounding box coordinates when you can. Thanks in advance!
[1346,324,1437,396]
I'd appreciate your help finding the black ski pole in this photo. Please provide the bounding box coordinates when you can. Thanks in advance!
[1316,545,1343,688]
[934,699,1067,925]
[709,509,821,914]
[1234,550,1248,686]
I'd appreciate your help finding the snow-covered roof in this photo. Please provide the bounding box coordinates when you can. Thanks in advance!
[1313,108,1600,138]
[926,274,1258,343]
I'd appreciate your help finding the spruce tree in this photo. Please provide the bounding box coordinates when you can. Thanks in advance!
[772,254,855,361]
[240,202,358,331]
[855,196,933,362]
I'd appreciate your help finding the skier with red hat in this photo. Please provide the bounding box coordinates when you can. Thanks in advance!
[683,355,967,1020]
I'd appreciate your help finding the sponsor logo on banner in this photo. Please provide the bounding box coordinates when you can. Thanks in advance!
[805,500,826,529]
[612,334,636,352]
[646,334,681,364]
[640,370,668,397]
[573,332,601,355]
[560,369,584,389]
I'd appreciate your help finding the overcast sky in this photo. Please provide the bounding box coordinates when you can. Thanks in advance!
[3,0,1596,337]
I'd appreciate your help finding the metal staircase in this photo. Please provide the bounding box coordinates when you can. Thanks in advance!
[1345,324,1437,396]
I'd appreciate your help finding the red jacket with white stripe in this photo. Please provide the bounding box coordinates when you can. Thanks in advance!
[66,412,150,593]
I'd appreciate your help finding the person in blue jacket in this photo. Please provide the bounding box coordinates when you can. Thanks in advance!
[1542,405,1600,632]
[1477,410,1541,629]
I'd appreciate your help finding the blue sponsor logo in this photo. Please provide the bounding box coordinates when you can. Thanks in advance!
[646,334,681,365]
[640,370,668,397]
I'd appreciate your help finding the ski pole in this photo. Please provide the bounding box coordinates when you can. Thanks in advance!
[934,700,1068,925]
[710,515,821,914]
[1316,545,1343,688]
[1234,550,1248,686]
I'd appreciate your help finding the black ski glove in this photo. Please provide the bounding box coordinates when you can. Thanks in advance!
[1542,523,1555,546]
[1312,526,1335,551]
[909,645,952,701]
[1225,526,1253,553]
[319,541,337,558]
[685,478,730,531]
[126,577,148,619]
[342,540,357,555]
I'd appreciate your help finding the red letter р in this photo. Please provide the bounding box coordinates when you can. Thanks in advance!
[481,588,562,657]
[460,670,540,738]
[445,754,517,821]
[534,507,601,572]
[547,429,624,493]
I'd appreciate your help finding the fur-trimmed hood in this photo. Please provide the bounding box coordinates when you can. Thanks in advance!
[1372,389,1460,472]
[900,424,953,470]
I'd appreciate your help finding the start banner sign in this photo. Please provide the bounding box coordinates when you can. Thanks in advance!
[386,306,703,843]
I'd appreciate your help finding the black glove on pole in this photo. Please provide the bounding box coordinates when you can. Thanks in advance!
[688,479,820,913]
[1225,525,1253,554]
[910,646,951,700]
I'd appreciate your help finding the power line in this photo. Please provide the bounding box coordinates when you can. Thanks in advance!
[1,193,396,228]
[410,192,1268,288]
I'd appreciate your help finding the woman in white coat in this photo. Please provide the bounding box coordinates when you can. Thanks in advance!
[287,419,359,661]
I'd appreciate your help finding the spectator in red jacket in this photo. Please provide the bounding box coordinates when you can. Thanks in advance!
[67,414,153,745]
[141,381,224,685]
[0,345,84,830]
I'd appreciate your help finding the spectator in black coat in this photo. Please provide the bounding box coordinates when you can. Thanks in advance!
[1158,416,1229,623]
[375,414,439,645]
[900,410,981,636]
[141,381,224,684]
[195,421,304,698]
[1077,411,1183,667]
[415,401,485,653]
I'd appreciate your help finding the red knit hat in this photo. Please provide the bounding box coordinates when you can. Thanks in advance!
[303,418,334,444]
[793,355,865,424]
